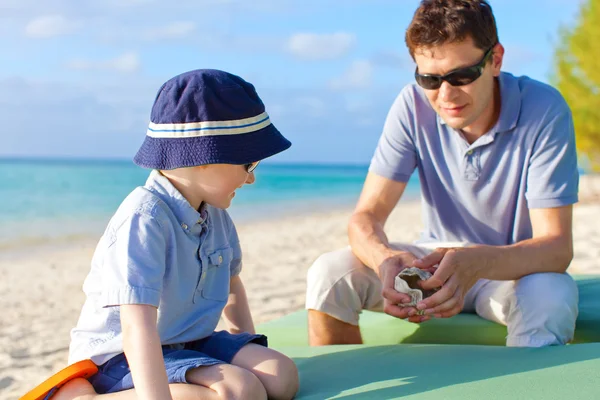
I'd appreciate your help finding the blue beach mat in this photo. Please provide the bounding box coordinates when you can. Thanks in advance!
[259,275,600,347]
[257,275,600,399]
[281,343,600,399]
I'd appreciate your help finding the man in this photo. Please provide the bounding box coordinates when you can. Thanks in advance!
[306,0,579,347]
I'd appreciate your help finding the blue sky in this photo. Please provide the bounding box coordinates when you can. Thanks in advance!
[0,0,583,164]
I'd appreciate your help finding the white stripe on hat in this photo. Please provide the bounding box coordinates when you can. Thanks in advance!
[147,111,271,138]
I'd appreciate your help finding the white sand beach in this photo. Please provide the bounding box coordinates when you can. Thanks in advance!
[1,179,600,399]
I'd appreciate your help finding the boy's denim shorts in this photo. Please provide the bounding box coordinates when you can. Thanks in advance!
[89,330,268,394]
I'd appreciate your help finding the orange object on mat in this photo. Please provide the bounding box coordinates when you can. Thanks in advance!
[19,359,98,400]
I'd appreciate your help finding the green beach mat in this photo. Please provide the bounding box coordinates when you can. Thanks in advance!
[281,343,600,399]
[258,275,600,347]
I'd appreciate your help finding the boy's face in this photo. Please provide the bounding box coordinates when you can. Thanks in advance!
[190,163,256,209]
[414,37,503,134]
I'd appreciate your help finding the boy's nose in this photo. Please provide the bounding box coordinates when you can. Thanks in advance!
[245,172,256,185]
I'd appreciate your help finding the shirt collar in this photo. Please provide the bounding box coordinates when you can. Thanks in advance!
[493,72,521,133]
[436,72,521,134]
[144,170,206,229]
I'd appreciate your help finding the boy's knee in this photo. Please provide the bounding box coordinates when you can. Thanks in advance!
[267,356,300,400]
[237,371,268,400]
[215,368,267,400]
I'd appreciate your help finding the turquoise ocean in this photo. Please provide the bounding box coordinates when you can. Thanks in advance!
[0,158,421,248]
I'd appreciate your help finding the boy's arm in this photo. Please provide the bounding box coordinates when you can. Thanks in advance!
[121,304,173,400]
[222,275,256,334]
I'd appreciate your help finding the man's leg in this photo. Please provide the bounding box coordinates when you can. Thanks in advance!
[305,247,384,345]
[305,243,434,346]
[470,273,579,347]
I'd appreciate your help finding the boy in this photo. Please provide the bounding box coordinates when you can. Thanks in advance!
[57,69,299,400]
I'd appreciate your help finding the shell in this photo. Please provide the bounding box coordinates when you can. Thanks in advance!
[398,267,432,286]
[394,267,438,311]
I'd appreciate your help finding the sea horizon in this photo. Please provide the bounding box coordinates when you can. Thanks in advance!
[0,157,421,249]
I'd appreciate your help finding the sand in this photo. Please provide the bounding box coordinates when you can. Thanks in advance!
[2,183,599,399]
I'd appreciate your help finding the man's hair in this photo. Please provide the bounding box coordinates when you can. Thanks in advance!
[405,0,498,59]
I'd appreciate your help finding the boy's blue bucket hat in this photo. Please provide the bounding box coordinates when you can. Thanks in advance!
[134,69,291,170]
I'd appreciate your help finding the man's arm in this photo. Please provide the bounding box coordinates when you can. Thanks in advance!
[348,172,408,273]
[222,275,256,334]
[349,172,426,321]
[483,205,573,279]
[417,205,574,317]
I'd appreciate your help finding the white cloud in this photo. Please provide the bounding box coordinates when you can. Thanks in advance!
[104,0,157,7]
[0,77,400,164]
[371,50,411,69]
[66,52,141,73]
[142,21,196,40]
[357,117,376,127]
[109,52,141,72]
[285,32,356,60]
[329,59,373,90]
[0,77,150,159]
[295,96,327,117]
[265,103,286,119]
[24,14,81,38]
[345,97,372,113]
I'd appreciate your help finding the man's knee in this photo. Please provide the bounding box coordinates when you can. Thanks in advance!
[515,272,578,316]
[306,248,360,292]
[507,272,578,346]
[305,247,383,324]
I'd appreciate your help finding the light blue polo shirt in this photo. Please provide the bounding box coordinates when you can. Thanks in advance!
[369,72,579,245]
[69,170,242,365]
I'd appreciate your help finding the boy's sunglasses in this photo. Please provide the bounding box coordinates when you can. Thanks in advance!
[414,44,496,90]
[245,161,260,173]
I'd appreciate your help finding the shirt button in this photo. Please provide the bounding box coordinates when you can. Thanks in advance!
[467,150,473,155]
[181,223,188,230]
[218,255,223,264]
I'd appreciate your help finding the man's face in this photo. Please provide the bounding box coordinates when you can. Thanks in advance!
[414,37,502,133]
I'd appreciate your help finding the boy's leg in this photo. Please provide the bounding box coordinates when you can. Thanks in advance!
[470,273,578,346]
[53,378,221,400]
[52,363,267,400]
[53,342,270,400]
[184,363,267,400]
[185,331,294,399]
[231,343,299,400]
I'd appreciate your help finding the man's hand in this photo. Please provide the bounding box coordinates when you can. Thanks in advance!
[413,247,486,318]
[378,252,431,323]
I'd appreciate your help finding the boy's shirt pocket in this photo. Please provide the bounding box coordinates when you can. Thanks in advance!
[196,247,233,302]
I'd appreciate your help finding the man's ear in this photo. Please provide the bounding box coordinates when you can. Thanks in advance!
[492,43,505,77]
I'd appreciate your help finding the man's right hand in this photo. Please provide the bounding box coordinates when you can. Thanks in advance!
[378,253,431,323]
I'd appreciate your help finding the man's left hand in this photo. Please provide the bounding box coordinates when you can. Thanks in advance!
[411,246,488,318]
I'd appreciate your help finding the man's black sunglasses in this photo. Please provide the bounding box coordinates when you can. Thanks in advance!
[414,44,496,90]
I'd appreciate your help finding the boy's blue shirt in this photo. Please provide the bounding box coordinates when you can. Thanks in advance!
[69,170,242,365]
